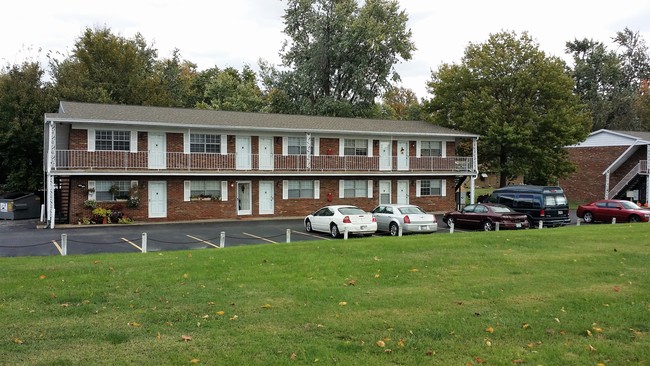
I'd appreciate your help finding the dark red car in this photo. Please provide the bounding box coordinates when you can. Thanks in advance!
[577,199,650,223]
[443,203,530,231]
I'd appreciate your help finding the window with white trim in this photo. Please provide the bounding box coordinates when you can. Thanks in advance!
[344,139,368,156]
[419,179,442,196]
[287,137,315,155]
[344,180,368,198]
[190,134,221,153]
[95,180,131,201]
[420,141,442,157]
[190,181,222,199]
[287,180,314,198]
[96,130,130,151]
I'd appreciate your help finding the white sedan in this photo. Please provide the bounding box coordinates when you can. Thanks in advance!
[371,204,437,236]
[304,205,377,238]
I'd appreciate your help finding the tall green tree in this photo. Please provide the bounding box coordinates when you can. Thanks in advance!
[0,62,57,191]
[261,0,415,117]
[425,31,591,187]
[143,49,200,108]
[380,86,422,120]
[197,66,266,112]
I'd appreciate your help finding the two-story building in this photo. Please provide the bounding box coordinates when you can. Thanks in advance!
[44,101,479,227]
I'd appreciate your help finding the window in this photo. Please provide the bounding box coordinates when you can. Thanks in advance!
[344,180,368,198]
[190,134,221,153]
[287,180,314,198]
[419,180,442,196]
[287,137,315,155]
[96,130,130,151]
[190,181,222,199]
[344,139,368,156]
[96,181,131,201]
[420,141,442,157]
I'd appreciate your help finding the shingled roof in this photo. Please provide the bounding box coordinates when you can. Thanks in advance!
[45,101,478,138]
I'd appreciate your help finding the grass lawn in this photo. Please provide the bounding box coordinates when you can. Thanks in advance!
[1,224,649,365]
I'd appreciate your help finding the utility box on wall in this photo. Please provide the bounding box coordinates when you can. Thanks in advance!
[0,192,41,220]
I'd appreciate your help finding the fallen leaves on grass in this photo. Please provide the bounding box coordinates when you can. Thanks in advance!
[190,358,199,364]
[408,268,419,272]
[181,335,192,342]
[38,274,46,280]
[14,338,24,344]
[128,322,142,327]
[522,323,530,330]
[216,311,225,316]
[261,304,272,309]
[485,326,494,333]
[474,356,487,363]
[345,279,356,286]
[339,301,347,306]
[376,340,385,347]
[290,353,298,360]
[588,344,597,352]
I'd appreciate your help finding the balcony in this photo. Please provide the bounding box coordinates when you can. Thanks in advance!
[53,150,475,174]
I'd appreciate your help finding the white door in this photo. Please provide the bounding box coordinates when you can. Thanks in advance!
[379,180,392,204]
[397,140,409,171]
[258,136,274,170]
[379,141,392,171]
[236,136,252,170]
[148,181,167,218]
[237,181,252,215]
[148,132,166,169]
[259,181,274,215]
[397,180,409,204]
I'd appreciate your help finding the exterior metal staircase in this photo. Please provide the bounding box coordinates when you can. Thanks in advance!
[609,160,648,199]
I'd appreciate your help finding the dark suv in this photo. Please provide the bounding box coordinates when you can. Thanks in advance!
[487,185,571,227]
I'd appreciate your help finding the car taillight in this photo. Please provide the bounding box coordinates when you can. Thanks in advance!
[372,217,377,222]
[404,215,411,224]
[343,216,351,223]
[540,209,545,216]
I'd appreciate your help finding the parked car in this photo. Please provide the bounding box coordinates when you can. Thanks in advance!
[487,185,571,227]
[371,204,437,236]
[576,199,650,223]
[304,205,377,238]
[442,203,530,231]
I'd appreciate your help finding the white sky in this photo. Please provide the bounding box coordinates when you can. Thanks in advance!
[2,0,650,100]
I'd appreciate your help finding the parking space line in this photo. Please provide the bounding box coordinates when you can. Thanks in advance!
[51,240,62,255]
[121,238,142,252]
[186,235,220,248]
[292,231,332,240]
[242,232,277,244]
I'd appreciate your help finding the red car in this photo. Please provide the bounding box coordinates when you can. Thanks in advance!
[443,203,530,231]
[577,199,650,223]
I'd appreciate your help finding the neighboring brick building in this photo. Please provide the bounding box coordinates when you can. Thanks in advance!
[560,129,650,204]
[44,102,479,226]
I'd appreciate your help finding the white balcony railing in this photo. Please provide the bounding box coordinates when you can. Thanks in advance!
[54,150,475,173]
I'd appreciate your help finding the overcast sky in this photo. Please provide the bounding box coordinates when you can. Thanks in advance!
[2,0,650,99]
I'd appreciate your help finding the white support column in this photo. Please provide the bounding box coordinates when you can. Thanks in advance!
[306,132,312,170]
[470,137,479,204]
[604,171,610,199]
[646,146,650,205]
[46,119,57,229]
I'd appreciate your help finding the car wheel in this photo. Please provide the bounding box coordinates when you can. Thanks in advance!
[305,219,313,232]
[330,224,340,238]
[446,217,455,228]
[583,211,593,223]
[389,222,399,236]
[482,220,493,231]
[628,215,641,223]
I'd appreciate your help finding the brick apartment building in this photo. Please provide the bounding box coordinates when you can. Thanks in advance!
[43,102,480,226]
[560,129,650,204]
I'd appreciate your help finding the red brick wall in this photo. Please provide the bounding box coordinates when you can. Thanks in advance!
[70,129,87,150]
[559,146,628,203]
[167,133,183,153]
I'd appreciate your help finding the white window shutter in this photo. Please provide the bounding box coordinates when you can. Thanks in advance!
[441,179,447,197]
[339,180,345,198]
[367,139,373,157]
[130,131,138,153]
[339,139,344,157]
[184,181,191,201]
[184,131,190,154]
[220,135,227,155]
[221,181,228,201]
[88,180,96,200]
[367,180,373,198]
[441,141,447,158]
[416,141,422,158]
[282,137,288,155]
[282,180,288,199]
[314,180,320,199]
[88,130,95,151]
[416,180,422,197]
[313,138,320,156]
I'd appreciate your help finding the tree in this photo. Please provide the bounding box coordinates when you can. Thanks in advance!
[380,86,422,120]
[613,27,650,89]
[261,0,415,117]
[142,49,200,108]
[198,66,266,112]
[424,31,591,187]
[0,62,57,191]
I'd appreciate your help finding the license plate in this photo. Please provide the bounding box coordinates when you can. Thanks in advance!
[360,226,366,230]
[420,225,429,230]
[516,223,521,228]
[558,211,563,215]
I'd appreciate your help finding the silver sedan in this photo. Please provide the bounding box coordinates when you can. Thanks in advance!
[371,204,438,236]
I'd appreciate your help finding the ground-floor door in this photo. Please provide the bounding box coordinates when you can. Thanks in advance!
[259,180,274,215]
[148,181,167,218]
[379,180,392,204]
[397,180,409,204]
[237,181,252,215]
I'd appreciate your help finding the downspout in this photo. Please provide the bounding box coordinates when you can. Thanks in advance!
[46,118,56,229]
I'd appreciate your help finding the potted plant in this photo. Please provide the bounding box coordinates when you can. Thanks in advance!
[92,207,112,224]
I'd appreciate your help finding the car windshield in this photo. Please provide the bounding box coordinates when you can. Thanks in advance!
[544,194,567,207]
[490,206,514,213]
[338,207,366,215]
[398,206,426,215]
[620,201,641,209]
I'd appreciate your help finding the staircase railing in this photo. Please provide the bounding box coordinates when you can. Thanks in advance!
[609,160,648,198]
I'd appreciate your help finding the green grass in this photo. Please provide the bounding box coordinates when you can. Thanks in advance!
[1,225,649,365]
